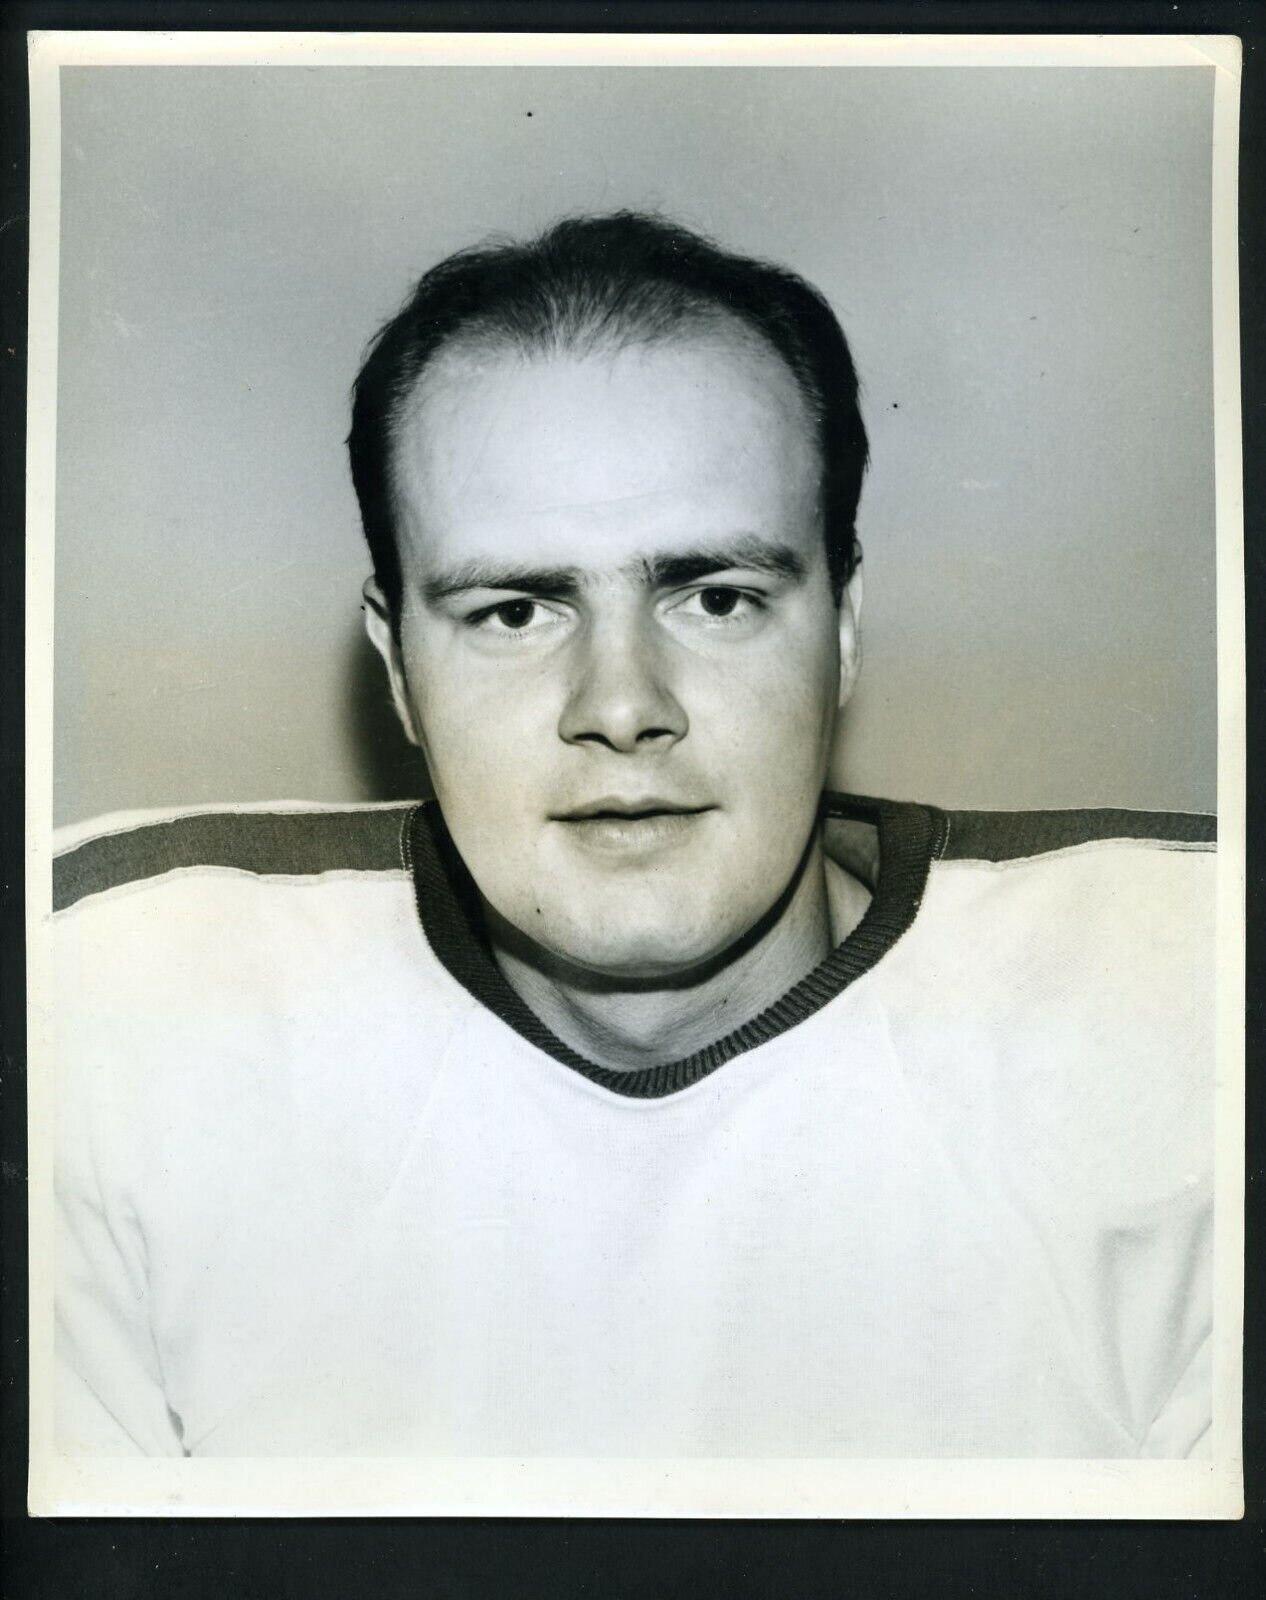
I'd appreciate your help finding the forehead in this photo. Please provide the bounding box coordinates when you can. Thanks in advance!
[390,331,822,573]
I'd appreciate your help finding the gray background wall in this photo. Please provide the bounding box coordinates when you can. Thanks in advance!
[53,64,1217,826]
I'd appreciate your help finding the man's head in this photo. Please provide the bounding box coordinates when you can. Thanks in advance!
[351,213,869,982]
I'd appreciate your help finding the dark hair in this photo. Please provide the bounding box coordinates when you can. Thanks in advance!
[348,212,868,628]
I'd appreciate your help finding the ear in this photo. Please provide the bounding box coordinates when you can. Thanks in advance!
[837,564,864,709]
[362,577,422,746]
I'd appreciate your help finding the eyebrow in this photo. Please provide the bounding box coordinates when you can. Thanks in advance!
[422,566,581,602]
[421,539,807,602]
[645,542,807,589]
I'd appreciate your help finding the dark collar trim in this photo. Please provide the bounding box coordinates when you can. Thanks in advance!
[405,793,945,1100]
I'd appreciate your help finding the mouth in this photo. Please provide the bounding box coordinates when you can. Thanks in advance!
[554,797,712,822]
[550,799,715,856]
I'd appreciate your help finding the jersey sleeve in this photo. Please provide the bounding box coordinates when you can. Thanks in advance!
[1140,1327,1213,1459]
[53,918,186,1458]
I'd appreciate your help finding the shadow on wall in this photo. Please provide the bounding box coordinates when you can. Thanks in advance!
[343,623,430,803]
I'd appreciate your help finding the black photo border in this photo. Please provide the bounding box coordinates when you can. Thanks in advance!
[1,4,1261,1596]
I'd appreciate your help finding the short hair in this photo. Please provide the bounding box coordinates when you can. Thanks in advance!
[348,212,868,630]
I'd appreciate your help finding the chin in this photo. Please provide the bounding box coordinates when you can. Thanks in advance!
[538,906,744,985]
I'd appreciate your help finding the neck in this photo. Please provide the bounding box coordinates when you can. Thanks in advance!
[486,841,871,1073]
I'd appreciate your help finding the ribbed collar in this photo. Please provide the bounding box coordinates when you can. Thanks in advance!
[405,793,945,1099]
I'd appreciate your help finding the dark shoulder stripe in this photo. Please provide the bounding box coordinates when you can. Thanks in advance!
[54,806,416,912]
[937,806,1216,863]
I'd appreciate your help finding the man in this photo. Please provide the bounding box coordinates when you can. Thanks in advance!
[54,213,1214,1458]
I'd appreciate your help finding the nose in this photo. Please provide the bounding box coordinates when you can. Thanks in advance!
[558,609,688,754]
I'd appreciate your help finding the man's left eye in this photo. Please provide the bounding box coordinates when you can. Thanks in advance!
[490,599,540,630]
[673,586,761,621]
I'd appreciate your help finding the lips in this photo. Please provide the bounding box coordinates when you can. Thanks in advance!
[553,797,712,822]
[551,798,715,856]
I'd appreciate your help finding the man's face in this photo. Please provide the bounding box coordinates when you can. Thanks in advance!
[371,328,860,981]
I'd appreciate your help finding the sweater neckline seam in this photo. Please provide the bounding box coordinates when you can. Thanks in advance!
[406,792,941,1100]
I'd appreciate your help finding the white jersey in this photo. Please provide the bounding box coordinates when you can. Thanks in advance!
[51,794,1215,1458]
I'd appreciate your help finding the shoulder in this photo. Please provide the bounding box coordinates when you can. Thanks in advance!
[51,801,466,1153]
[51,800,441,1068]
[53,799,416,914]
[901,798,1218,1015]
[824,793,1215,980]
[51,804,468,1230]
[933,803,1215,864]
[918,802,1217,983]
[875,800,1217,1214]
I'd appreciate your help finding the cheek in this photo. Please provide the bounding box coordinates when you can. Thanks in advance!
[403,641,556,800]
[695,622,841,764]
